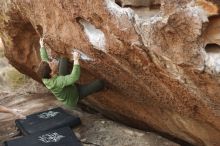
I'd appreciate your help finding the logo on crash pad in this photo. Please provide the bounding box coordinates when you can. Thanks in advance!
[38,111,60,119]
[38,132,65,143]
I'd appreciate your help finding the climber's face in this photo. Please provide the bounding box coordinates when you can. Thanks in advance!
[48,59,58,73]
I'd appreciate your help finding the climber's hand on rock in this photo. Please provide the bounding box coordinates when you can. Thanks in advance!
[39,38,44,48]
[72,51,80,65]
[72,51,80,61]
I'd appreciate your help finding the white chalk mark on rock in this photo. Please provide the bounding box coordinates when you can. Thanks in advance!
[105,0,134,20]
[79,19,106,53]
[205,44,220,73]
[72,49,94,61]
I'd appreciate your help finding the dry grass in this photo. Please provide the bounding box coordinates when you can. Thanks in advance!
[0,48,3,58]
[4,67,28,89]
[0,38,4,58]
[0,66,49,94]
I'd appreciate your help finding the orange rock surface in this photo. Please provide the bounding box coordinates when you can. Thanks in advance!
[0,0,220,145]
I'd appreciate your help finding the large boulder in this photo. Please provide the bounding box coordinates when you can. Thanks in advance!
[0,0,220,145]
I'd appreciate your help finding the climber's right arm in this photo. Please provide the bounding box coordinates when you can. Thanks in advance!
[54,52,80,87]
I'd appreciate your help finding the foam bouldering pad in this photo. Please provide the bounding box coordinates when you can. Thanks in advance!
[3,127,82,146]
[15,107,81,135]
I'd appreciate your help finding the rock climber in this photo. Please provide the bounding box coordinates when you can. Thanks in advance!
[37,38,104,107]
[0,105,25,119]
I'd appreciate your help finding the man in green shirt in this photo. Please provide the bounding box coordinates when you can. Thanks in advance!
[37,38,104,107]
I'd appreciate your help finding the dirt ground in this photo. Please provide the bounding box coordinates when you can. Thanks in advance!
[0,90,180,146]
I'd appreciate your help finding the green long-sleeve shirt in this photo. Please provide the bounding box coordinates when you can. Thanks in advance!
[40,47,80,107]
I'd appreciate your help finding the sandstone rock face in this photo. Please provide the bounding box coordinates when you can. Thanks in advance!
[0,0,220,145]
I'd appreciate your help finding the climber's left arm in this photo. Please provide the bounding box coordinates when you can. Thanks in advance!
[39,38,50,62]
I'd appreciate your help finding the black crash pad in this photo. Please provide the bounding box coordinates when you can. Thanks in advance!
[3,127,82,146]
[15,107,81,135]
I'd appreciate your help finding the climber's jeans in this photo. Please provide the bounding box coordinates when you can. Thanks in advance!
[58,57,104,99]
[76,80,104,99]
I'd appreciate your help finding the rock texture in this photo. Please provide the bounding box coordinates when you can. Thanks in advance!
[0,0,220,146]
